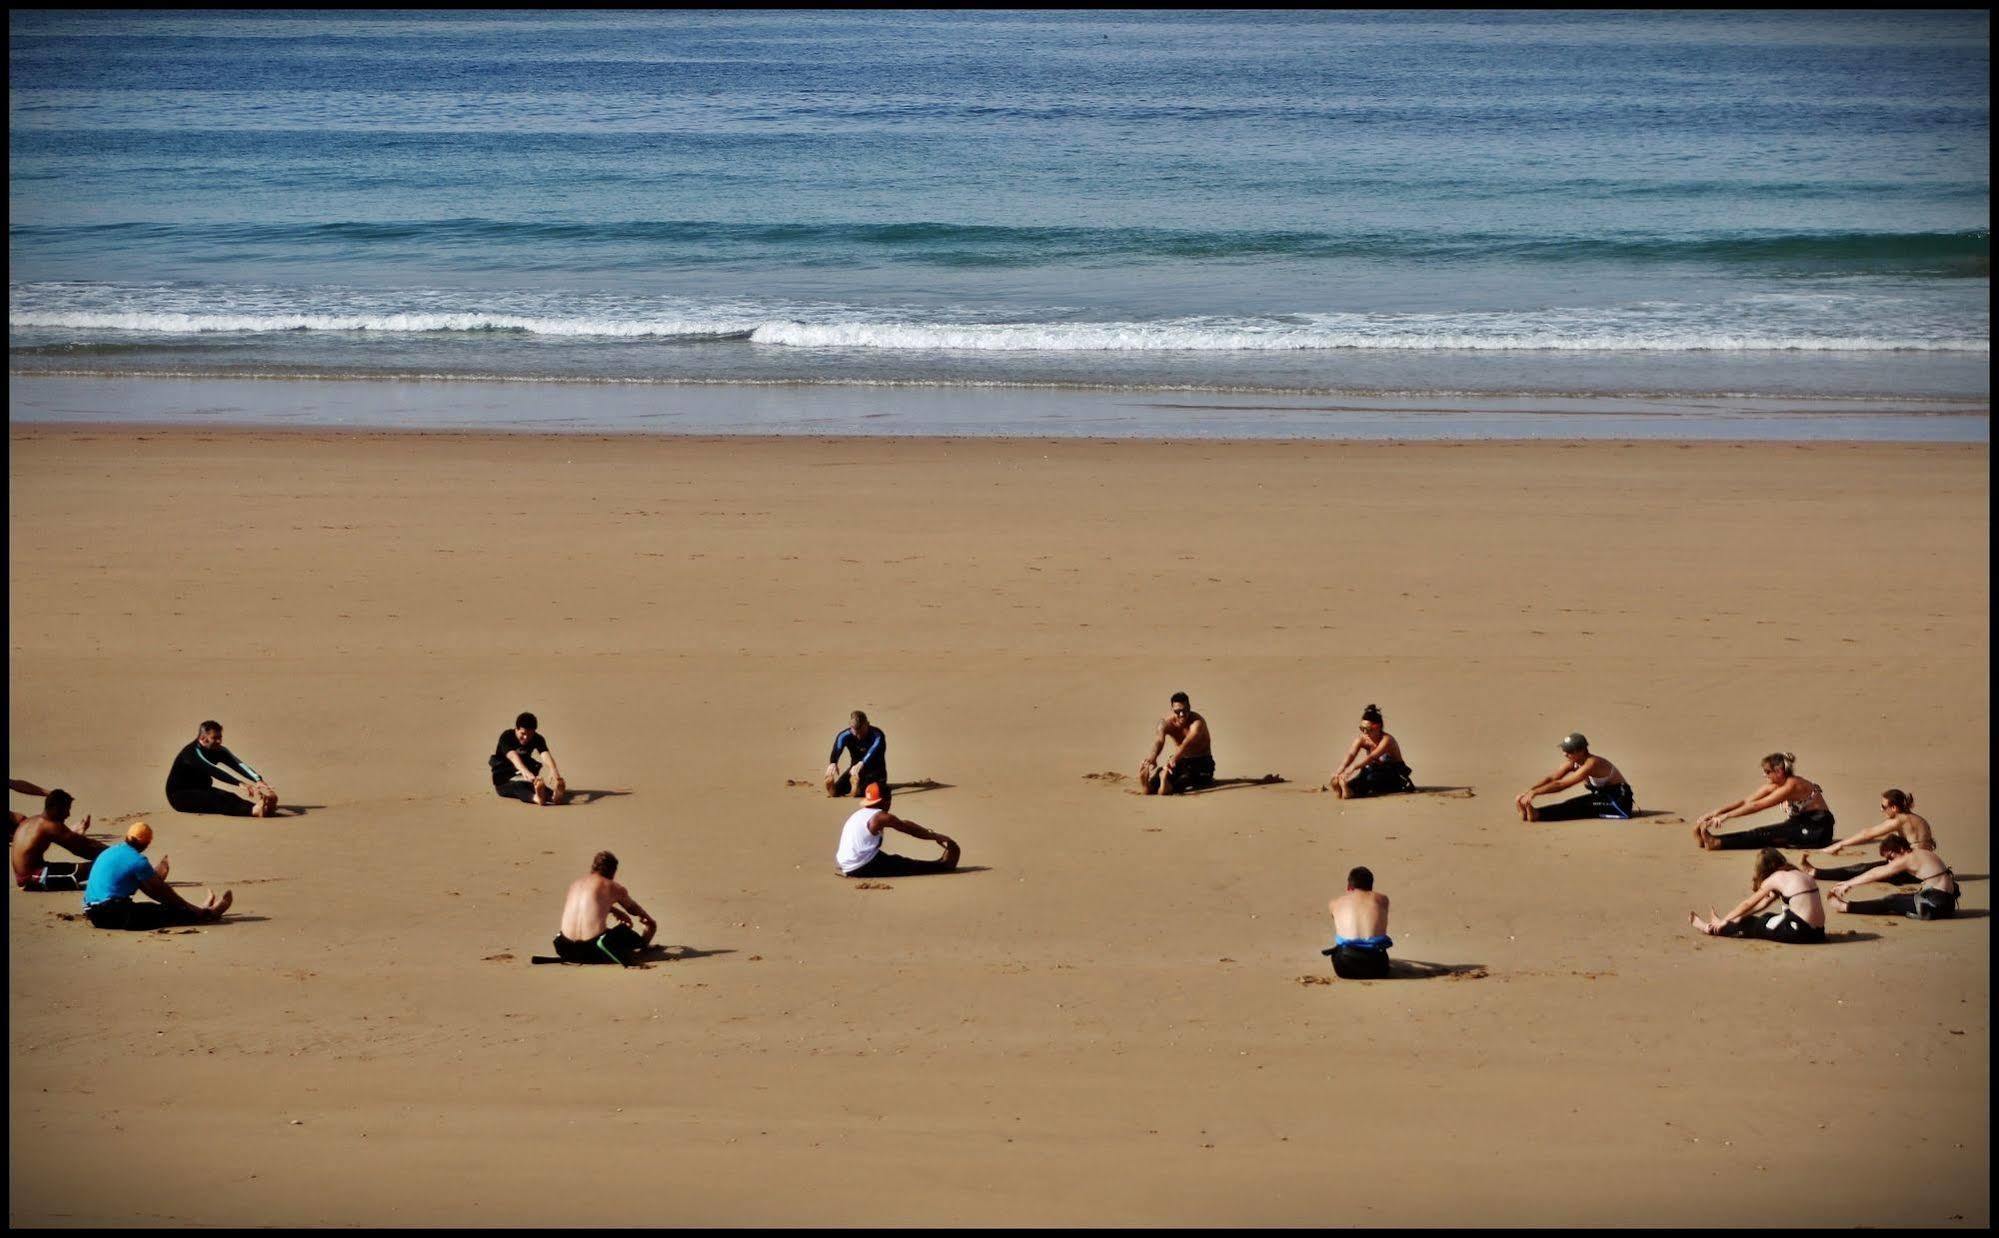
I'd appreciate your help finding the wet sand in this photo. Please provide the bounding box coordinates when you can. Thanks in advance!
[7,425,1988,1226]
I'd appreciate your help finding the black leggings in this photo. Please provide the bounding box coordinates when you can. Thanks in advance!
[1345,761,1414,798]
[85,897,203,931]
[495,780,540,803]
[1712,809,1835,850]
[1328,945,1393,979]
[1717,908,1826,943]
[166,785,255,816]
[1536,783,1635,821]
[1839,887,1958,920]
[844,848,955,878]
[552,924,644,965]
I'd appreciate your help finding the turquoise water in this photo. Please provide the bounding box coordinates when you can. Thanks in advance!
[8,10,1991,415]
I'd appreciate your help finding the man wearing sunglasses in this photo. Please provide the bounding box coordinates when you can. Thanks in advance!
[1139,691,1215,795]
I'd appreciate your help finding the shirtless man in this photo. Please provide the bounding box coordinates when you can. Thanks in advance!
[492,712,568,806]
[1139,692,1214,796]
[1323,866,1394,979]
[1516,733,1634,821]
[1808,788,1935,880]
[166,720,279,817]
[81,821,232,930]
[1826,835,1961,921]
[11,789,108,892]
[552,851,656,965]
[835,784,960,878]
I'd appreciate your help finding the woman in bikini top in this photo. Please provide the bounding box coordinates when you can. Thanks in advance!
[1696,752,1827,835]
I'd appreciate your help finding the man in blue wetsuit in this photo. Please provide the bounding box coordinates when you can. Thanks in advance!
[1323,866,1393,979]
[824,710,887,799]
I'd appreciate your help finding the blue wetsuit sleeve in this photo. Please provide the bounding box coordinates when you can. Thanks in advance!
[857,731,884,768]
[197,744,255,785]
[829,729,852,764]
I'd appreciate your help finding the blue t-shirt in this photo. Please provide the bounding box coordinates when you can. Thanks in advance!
[83,842,156,908]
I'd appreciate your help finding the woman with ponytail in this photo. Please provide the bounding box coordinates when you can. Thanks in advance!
[1328,704,1415,799]
[1693,752,1835,850]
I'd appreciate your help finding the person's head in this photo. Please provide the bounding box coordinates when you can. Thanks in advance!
[43,789,73,822]
[590,850,618,878]
[197,720,224,748]
[863,782,889,809]
[1346,865,1374,892]
[1761,752,1796,783]
[125,821,153,852]
[1558,732,1590,758]
[1751,847,1793,886]
[850,709,871,735]
[1169,692,1191,719]
[1880,836,1912,860]
[515,711,538,742]
[1882,788,1913,814]
[1359,704,1384,734]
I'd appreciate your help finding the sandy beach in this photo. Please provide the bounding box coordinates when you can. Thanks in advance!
[8,424,1989,1227]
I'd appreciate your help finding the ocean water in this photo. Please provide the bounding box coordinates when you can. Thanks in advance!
[8,10,1991,430]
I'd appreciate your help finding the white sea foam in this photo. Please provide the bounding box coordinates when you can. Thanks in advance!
[7,307,1986,353]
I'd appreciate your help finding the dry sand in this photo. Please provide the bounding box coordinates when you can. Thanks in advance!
[8,426,1989,1226]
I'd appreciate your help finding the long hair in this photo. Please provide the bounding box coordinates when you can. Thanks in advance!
[1752,847,1793,886]
[1760,752,1797,777]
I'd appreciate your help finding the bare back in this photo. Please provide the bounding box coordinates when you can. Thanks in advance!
[560,873,627,941]
[1330,889,1390,939]
[1764,869,1825,929]
[1893,810,1936,850]
[11,815,73,883]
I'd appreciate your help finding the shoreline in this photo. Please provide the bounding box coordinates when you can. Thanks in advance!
[10,372,1990,443]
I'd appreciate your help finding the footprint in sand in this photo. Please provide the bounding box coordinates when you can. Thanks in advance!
[854,881,893,891]
[1296,974,1332,986]
[483,952,516,963]
[1082,771,1129,783]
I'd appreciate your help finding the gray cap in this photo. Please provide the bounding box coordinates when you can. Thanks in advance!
[1558,732,1589,753]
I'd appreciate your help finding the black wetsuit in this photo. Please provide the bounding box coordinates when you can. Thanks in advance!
[165,740,260,816]
[828,726,888,795]
[1536,780,1635,821]
[491,729,551,801]
[1712,805,1836,850]
[1838,881,1960,920]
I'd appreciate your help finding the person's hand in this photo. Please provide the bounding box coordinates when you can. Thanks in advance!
[78,814,92,835]
[1830,881,1851,899]
[1825,842,1848,855]
[154,854,171,880]
[825,763,839,780]
[1515,792,1533,810]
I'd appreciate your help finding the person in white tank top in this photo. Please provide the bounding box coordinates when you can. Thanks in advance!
[835,784,960,878]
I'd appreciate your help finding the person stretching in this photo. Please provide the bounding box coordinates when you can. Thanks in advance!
[12,790,108,892]
[552,851,657,965]
[1329,704,1415,799]
[492,712,567,805]
[1139,691,1215,795]
[835,783,960,878]
[1807,789,1935,880]
[1516,733,1634,821]
[1694,752,1834,850]
[824,710,888,798]
[1826,836,1960,921]
[80,821,231,930]
[166,720,278,817]
[1688,848,1824,943]
[1323,866,1393,978]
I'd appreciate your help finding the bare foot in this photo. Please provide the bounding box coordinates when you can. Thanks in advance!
[531,777,550,806]
[1693,822,1720,849]
[940,838,961,871]
[549,779,570,805]
[1827,893,1848,912]
[1331,779,1348,799]
[205,889,234,921]
[1800,856,1818,874]
[250,797,269,818]
[1688,911,1706,932]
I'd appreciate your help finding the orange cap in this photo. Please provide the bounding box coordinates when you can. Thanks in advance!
[125,820,154,849]
[862,782,886,807]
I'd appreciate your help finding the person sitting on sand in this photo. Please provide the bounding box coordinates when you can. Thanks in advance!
[1693,752,1834,851]
[1688,847,1825,943]
[1323,866,1394,979]
[552,850,657,965]
[1817,788,1935,859]
[1825,836,1960,921]
[1328,704,1415,799]
[80,821,231,930]
[492,712,568,806]
[1515,733,1633,821]
[824,710,888,798]
[166,720,278,817]
[1139,692,1214,795]
[11,789,108,892]
[835,783,960,878]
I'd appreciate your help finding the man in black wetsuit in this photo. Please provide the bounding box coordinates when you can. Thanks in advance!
[165,721,278,817]
[492,711,568,805]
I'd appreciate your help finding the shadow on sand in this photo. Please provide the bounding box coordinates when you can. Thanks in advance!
[1177,775,1288,796]
[564,788,632,804]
